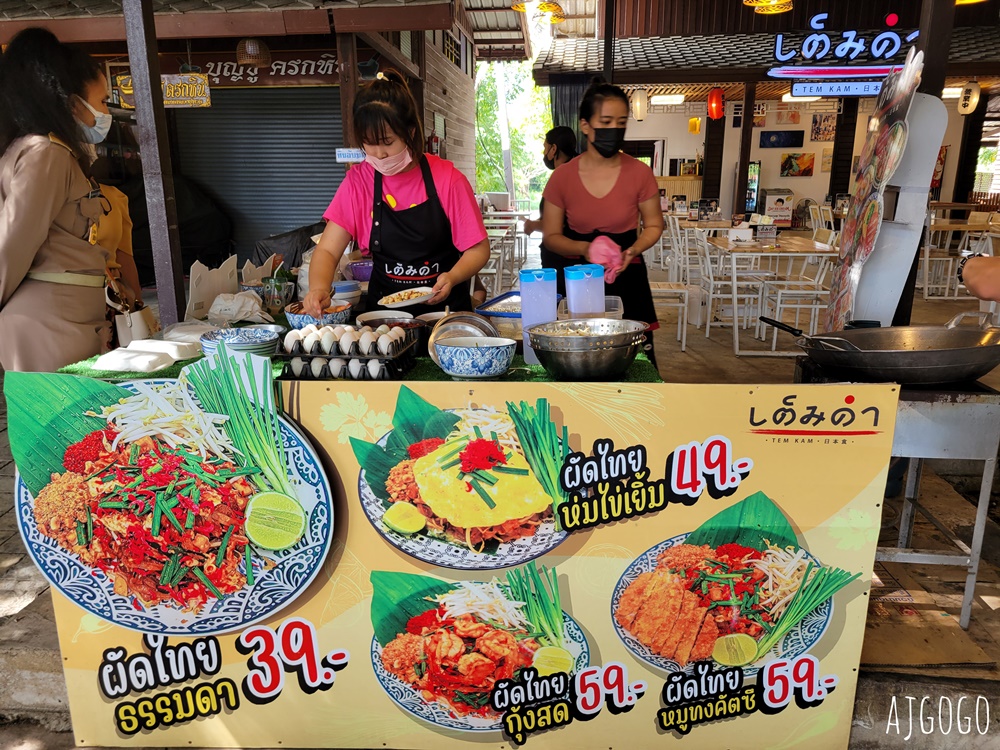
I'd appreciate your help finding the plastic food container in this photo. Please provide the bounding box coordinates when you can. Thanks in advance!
[476,290,564,341]
[557,295,623,320]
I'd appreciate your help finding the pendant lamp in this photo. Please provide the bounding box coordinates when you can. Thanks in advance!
[707,88,725,120]
[236,38,272,69]
[688,117,701,135]
[631,89,649,121]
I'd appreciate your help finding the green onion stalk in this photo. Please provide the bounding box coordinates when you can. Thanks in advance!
[506,400,570,530]
[184,343,296,498]
[505,561,564,650]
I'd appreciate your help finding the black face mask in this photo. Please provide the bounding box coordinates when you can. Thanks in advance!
[543,155,556,170]
[591,127,626,159]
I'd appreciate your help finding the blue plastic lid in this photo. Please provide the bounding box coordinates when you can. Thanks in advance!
[564,264,604,280]
[520,268,556,283]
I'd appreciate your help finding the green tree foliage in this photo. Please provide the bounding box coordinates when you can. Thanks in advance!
[475,61,552,206]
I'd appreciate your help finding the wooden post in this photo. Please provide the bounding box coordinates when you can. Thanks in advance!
[828,98,859,198]
[337,33,358,146]
[602,0,616,83]
[734,83,756,219]
[702,115,725,202]
[122,0,184,325]
[893,0,957,326]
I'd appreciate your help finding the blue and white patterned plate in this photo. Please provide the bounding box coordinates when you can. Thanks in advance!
[15,379,334,636]
[371,610,590,732]
[610,533,832,678]
[358,410,567,571]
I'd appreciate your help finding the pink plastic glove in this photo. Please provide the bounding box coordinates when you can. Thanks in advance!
[588,236,624,283]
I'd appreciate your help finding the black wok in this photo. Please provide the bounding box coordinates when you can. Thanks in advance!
[759,313,1000,385]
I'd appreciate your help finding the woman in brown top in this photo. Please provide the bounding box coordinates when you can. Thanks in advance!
[0,28,112,372]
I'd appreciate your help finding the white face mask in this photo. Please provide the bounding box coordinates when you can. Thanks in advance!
[76,97,112,144]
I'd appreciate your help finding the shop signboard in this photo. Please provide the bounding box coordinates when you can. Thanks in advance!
[769,13,918,83]
[5,373,898,749]
[157,51,340,88]
[792,81,883,98]
[115,74,211,109]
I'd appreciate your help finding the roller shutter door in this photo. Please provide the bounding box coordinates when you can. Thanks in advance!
[173,87,345,260]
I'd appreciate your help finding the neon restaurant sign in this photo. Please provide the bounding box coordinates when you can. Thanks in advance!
[768,13,920,87]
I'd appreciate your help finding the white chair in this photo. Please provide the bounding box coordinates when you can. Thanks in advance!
[650,282,689,352]
[692,233,763,338]
[957,212,995,255]
[809,205,823,239]
[759,259,832,350]
[820,205,835,231]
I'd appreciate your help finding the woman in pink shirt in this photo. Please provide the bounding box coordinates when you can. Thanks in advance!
[304,71,489,317]
[542,79,663,366]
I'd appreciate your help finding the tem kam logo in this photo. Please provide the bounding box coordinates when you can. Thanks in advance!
[774,12,919,64]
[748,394,881,440]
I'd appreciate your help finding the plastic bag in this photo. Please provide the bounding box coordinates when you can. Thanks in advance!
[206,292,273,326]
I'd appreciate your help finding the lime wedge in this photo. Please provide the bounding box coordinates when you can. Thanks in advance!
[383,503,426,535]
[712,633,759,667]
[245,492,306,551]
[532,646,574,676]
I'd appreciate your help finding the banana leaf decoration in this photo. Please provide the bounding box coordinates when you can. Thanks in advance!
[684,490,798,552]
[370,570,453,647]
[4,373,130,497]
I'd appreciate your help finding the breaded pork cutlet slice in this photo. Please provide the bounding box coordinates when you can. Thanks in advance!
[615,571,657,630]
[689,615,720,663]
[673,602,709,667]
[656,589,701,659]
[630,572,683,649]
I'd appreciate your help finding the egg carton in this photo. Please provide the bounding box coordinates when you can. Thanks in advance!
[279,333,418,361]
[281,326,419,359]
[279,353,416,381]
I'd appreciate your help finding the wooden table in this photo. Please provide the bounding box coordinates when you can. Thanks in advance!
[678,219,733,230]
[708,237,837,357]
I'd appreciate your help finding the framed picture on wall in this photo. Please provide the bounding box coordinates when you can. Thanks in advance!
[811,114,837,142]
[780,152,815,177]
[753,114,767,128]
[760,130,805,148]
[680,162,698,176]
[776,110,801,125]
[822,148,833,172]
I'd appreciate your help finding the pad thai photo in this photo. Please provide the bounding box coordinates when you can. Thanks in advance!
[613,492,860,672]
[24,350,309,616]
[353,388,570,561]
[371,562,587,729]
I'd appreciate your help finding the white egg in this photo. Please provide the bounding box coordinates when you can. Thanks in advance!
[357,325,373,335]
[302,331,322,354]
[375,324,391,336]
[367,359,382,380]
[358,331,377,355]
[377,333,393,355]
[319,331,337,355]
[339,330,358,355]
[300,324,318,336]
[328,358,346,378]
[283,330,302,354]
[310,358,326,379]
[331,326,346,338]
[290,357,306,377]
[348,359,364,379]
[390,327,407,341]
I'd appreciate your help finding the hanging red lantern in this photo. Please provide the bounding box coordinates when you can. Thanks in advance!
[707,87,725,120]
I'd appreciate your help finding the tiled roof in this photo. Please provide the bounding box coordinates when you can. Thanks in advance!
[534,26,1000,83]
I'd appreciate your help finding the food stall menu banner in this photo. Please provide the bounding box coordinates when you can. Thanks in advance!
[26,381,898,749]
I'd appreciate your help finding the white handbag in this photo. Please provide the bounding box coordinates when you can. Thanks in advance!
[106,276,160,346]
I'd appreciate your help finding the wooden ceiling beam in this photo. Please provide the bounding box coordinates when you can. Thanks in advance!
[358,31,420,78]
[0,9,329,44]
[332,4,453,33]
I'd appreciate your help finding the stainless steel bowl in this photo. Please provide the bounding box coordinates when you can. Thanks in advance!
[533,342,641,381]
[427,312,500,365]
[526,318,649,352]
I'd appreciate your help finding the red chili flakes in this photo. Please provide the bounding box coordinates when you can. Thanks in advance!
[406,608,443,634]
[715,543,761,564]
[63,429,118,473]
[408,438,446,460]
[458,439,506,474]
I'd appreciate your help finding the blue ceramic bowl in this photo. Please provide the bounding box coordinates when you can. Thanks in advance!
[434,337,516,379]
[240,282,265,300]
[333,280,361,295]
[284,301,353,329]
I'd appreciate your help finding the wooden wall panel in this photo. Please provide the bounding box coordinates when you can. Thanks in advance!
[423,30,477,185]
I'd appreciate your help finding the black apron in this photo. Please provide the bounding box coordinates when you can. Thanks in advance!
[561,222,659,369]
[366,157,471,315]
